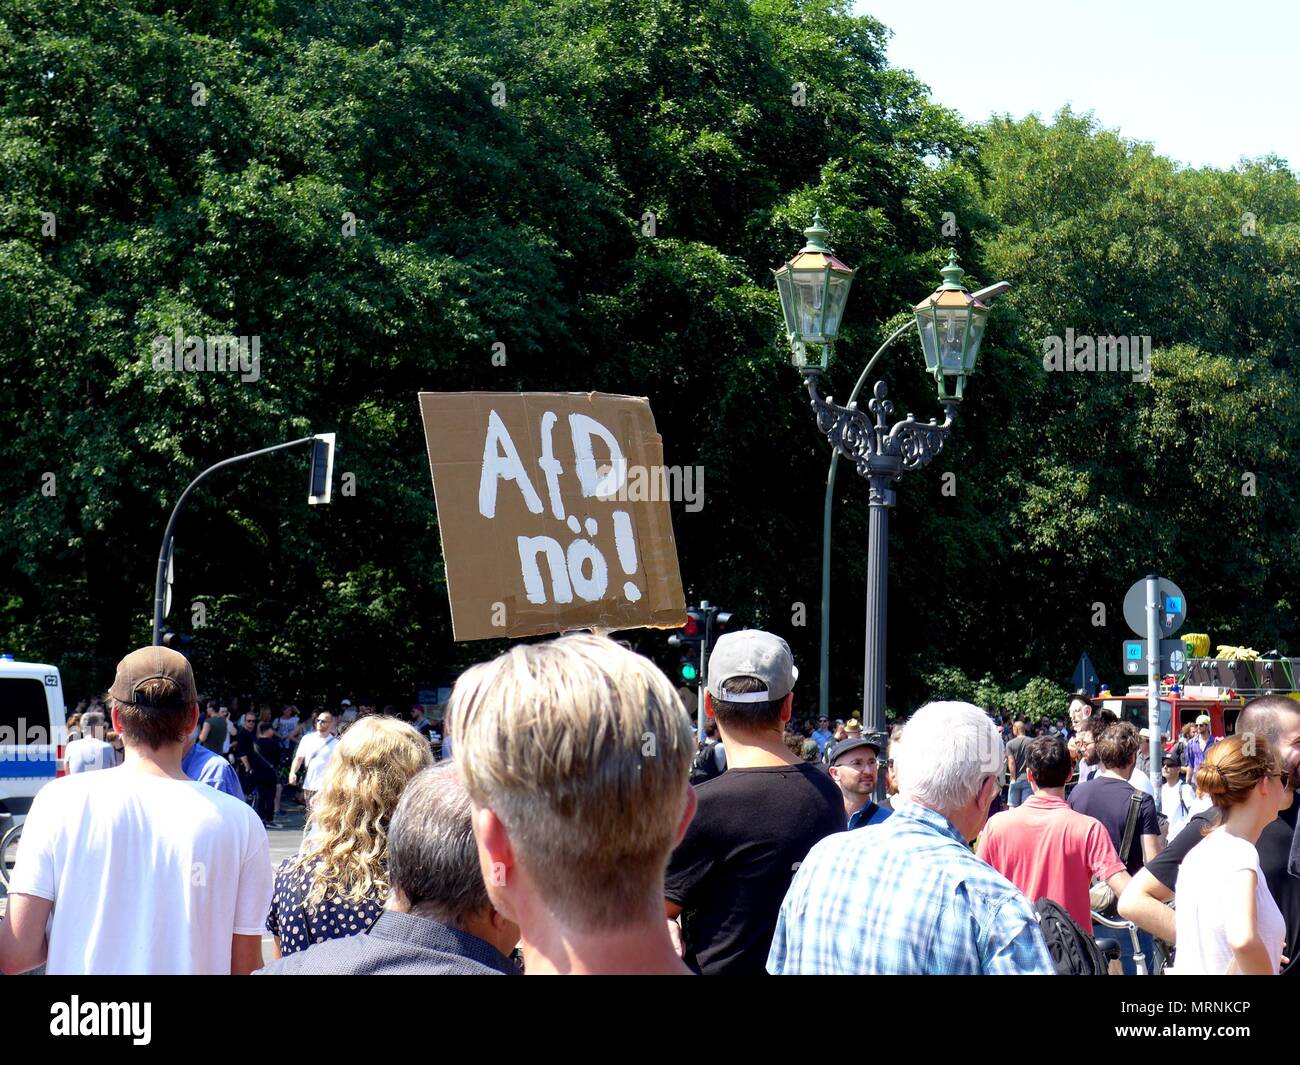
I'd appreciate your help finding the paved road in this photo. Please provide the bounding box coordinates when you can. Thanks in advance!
[262,800,310,961]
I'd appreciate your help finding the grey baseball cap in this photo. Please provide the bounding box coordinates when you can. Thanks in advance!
[706,630,798,703]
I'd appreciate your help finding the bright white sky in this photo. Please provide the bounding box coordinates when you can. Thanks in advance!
[856,0,1294,172]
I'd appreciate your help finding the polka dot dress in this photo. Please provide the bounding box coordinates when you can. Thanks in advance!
[265,856,384,954]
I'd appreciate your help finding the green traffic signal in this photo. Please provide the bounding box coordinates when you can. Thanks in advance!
[680,662,698,682]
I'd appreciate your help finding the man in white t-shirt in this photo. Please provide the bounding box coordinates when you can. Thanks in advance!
[0,646,272,976]
[1159,754,1197,840]
[63,709,115,774]
[1129,762,1157,800]
[289,710,338,808]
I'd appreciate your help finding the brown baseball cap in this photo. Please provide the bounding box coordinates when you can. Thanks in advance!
[108,646,198,707]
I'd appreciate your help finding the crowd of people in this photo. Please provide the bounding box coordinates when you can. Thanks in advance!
[62,693,443,827]
[1,631,1296,976]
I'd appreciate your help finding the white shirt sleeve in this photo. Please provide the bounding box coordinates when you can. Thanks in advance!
[1129,767,1156,799]
[233,817,274,937]
[7,785,59,900]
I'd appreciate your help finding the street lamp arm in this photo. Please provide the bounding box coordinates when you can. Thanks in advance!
[845,319,917,409]
[884,400,958,472]
[804,374,956,481]
[151,436,318,645]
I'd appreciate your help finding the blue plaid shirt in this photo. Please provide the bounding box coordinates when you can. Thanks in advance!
[767,800,1054,975]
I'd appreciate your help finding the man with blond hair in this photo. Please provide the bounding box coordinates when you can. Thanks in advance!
[767,701,1053,974]
[450,633,697,975]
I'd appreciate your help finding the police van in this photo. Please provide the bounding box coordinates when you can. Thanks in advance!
[0,654,66,824]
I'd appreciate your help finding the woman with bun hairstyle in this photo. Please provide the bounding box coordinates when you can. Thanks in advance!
[1173,734,1291,974]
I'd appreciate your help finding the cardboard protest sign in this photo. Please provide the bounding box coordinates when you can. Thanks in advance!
[418,392,686,641]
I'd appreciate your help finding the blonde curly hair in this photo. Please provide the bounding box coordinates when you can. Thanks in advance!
[292,716,433,910]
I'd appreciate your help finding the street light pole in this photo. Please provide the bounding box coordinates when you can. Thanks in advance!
[805,374,957,740]
[863,474,891,733]
[151,435,334,645]
[774,219,1008,761]
[818,319,917,719]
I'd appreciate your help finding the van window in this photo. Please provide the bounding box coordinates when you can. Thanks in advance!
[0,677,52,743]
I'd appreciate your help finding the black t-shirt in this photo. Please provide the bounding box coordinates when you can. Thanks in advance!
[232,726,257,761]
[1256,802,1300,969]
[254,734,281,769]
[1148,802,1300,973]
[1147,811,1215,890]
[1067,775,1160,875]
[664,762,846,975]
[1006,736,1030,781]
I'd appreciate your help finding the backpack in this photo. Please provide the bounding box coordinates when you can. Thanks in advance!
[1034,898,1109,976]
[690,740,723,785]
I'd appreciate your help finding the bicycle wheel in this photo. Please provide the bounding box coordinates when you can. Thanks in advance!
[0,822,22,891]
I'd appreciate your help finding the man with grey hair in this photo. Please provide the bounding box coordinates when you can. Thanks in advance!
[64,710,115,774]
[255,763,520,975]
[767,701,1054,974]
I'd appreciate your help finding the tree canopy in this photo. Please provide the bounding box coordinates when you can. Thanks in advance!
[2,0,1298,717]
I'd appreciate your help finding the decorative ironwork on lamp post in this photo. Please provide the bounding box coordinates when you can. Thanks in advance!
[774,215,1007,755]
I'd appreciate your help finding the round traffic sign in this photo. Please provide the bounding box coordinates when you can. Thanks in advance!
[1123,576,1187,638]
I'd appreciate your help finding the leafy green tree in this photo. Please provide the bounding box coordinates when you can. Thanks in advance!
[0,0,972,711]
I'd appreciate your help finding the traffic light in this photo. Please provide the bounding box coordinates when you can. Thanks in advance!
[668,609,705,649]
[678,646,700,683]
[160,630,194,658]
[667,603,734,684]
[308,432,336,505]
[669,608,705,683]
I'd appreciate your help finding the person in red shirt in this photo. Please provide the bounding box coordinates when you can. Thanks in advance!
[977,735,1130,932]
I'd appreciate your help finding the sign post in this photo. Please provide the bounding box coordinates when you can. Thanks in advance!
[1144,575,1161,815]
[1124,575,1188,817]
[698,600,711,740]
[1121,639,1187,676]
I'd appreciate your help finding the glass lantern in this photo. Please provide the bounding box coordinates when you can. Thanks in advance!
[772,212,856,370]
[914,253,990,401]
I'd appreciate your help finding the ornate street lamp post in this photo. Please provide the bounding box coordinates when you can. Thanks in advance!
[775,216,1008,752]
